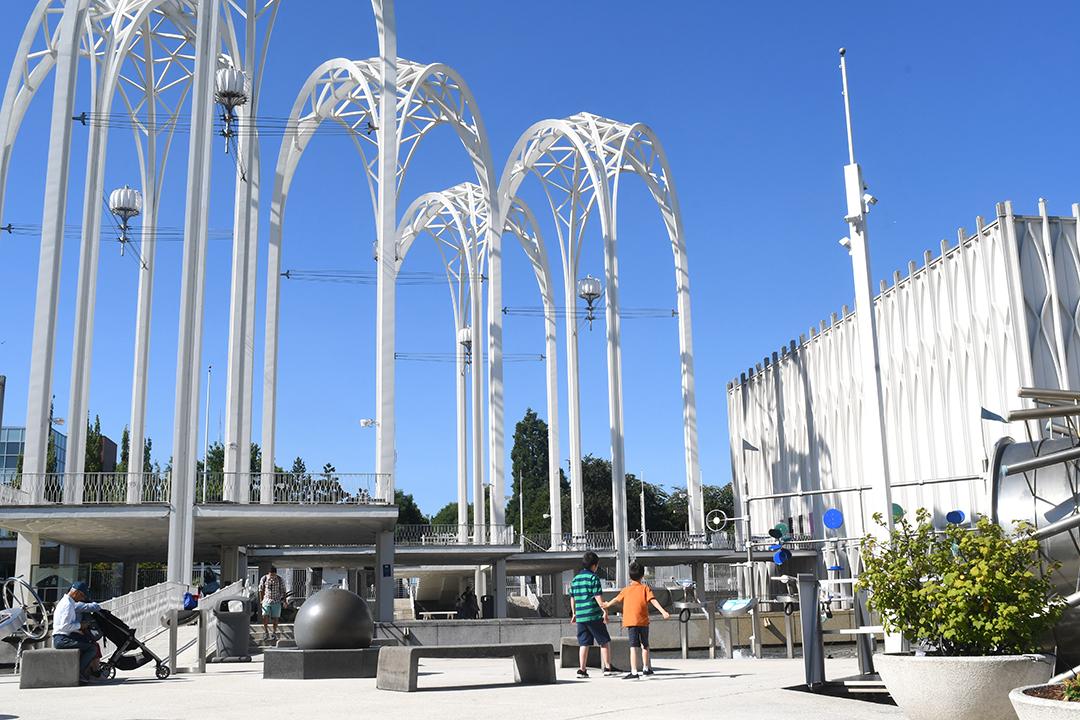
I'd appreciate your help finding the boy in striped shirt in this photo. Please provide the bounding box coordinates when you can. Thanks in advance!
[569,551,617,677]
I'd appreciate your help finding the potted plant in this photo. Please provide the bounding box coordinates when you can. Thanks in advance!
[1010,675,1080,718]
[857,509,1064,720]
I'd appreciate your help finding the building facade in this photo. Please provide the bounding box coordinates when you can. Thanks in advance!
[0,426,67,481]
[727,201,1080,546]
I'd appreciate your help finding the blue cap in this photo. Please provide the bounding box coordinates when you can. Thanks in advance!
[70,581,91,600]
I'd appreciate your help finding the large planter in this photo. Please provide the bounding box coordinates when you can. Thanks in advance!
[1010,685,1080,720]
[875,653,1055,720]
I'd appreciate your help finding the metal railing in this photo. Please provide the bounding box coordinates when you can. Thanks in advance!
[520,531,617,551]
[99,580,187,639]
[0,472,171,505]
[197,471,388,505]
[395,524,516,545]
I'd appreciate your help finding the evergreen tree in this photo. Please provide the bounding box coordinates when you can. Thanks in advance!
[117,426,130,473]
[143,437,153,473]
[394,490,427,524]
[505,408,571,534]
[249,442,262,473]
[84,415,103,473]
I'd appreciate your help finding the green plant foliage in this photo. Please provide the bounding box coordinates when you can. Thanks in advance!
[856,509,1064,656]
[1063,676,1080,702]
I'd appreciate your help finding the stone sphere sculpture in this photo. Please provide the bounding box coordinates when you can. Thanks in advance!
[294,587,374,650]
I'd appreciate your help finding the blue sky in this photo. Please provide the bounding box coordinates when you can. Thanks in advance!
[1,1,1078,516]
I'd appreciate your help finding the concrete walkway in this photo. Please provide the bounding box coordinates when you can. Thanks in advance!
[0,655,903,720]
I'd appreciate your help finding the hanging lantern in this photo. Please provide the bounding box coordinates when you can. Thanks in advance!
[214,68,249,154]
[577,274,602,329]
[214,67,248,111]
[108,185,142,256]
[458,326,473,353]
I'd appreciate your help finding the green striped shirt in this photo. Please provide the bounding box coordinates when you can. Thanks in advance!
[570,569,604,622]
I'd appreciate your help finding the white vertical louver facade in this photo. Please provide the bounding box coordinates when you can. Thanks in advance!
[727,201,1080,544]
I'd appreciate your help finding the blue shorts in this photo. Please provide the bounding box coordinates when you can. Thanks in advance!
[576,620,611,646]
[627,626,650,648]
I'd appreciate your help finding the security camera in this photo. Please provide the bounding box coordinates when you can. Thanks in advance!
[838,236,851,250]
[862,192,878,207]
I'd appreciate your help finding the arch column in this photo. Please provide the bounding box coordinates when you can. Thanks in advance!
[21,0,87,501]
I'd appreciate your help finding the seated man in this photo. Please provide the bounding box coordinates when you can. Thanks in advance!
[51,581,101,683]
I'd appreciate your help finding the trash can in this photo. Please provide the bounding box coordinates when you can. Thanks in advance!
[212,596,253,662]
[480,594,494,619]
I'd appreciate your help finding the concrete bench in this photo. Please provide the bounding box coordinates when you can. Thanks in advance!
[20,648,80,689]
[376,643,555,692]
[559,636,631,670]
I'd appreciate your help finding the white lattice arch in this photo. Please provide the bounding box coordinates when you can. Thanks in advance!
[494,111,704,543]
[261,56,498,487]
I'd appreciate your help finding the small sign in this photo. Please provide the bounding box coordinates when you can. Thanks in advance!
[382,564,392,578]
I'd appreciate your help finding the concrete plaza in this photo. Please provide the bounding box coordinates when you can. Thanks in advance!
[0,655,901,720]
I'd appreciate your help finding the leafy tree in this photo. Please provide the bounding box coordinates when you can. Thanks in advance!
[117,426,130,473]
[626,477,673,533]
[431,501,467,526]
[394,490,427,524]
[665,483,734,532]
[84,415,103,473]
[250,443,262,473]
[506,409,571,534]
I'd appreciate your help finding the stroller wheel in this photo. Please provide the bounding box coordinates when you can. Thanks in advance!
[155,664,171,680]
[100,663,116,680]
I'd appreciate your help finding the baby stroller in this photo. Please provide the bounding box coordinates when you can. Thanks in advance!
[87,608,171,680]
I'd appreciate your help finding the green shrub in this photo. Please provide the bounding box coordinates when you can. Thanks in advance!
[856,509,1064,656]
[1063,676,1080,702]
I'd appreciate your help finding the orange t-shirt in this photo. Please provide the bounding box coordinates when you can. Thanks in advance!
[611,581,656,627]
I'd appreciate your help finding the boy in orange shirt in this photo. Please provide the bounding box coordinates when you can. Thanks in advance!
[602,561,670,679]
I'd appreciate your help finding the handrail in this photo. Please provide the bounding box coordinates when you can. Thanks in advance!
[99,580,187,639]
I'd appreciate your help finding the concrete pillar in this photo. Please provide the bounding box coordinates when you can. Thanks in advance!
[374,530,395,622]
[15,533,40,583]
[493,559,507,618]
[550,571,567,618]
[220,545,242,584]
[122,562,138,593]
[58,544,79,567]
[691,562,706,595]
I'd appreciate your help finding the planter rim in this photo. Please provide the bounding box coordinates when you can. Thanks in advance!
[879,652,1054,663]
[1010,683,1080,708]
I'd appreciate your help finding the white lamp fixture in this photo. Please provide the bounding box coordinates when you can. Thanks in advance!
[576,275,603,329]
[108,184,142,256]
[214,67,249,153]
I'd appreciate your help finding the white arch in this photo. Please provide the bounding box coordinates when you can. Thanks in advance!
[260,56,497,505]
[494,112,703,582]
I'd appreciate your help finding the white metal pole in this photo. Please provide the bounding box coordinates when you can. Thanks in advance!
[167,0,220,585]
[838,48,893,537]
[564,278,585,537]
[372,0,397,504]
[21,0,85,502]
[456,324,468,541]
[640,473,647,546]
[602,225,630,588]
[203,364,211,501]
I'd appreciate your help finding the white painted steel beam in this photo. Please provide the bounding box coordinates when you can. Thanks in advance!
[167,0,220,585]
[22,0,87,500]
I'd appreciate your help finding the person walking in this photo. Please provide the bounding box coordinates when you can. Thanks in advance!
[258,566,286,642]
[603,561,670,679]
[569,551,618,678]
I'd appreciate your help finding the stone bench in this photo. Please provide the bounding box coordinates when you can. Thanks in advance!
[376,643,555,692]
[20,648,80,689]
[559,636,630,670]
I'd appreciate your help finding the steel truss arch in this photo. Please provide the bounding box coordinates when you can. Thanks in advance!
[397,182,488,540]
[494,112,704,581]
[261,55,498,503]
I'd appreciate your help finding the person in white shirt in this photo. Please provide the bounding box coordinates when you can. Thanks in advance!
[52,581,101,682]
